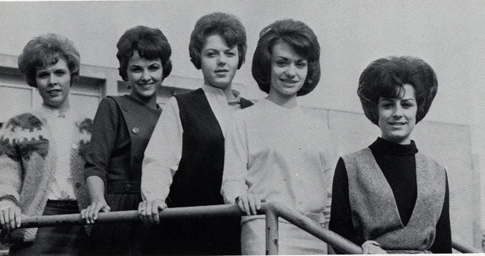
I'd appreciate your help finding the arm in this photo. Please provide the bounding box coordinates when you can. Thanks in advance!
[329,158,364,252]
[0,118,26,231]
[81,176,110,224]
[221,116,261,215]
[139,97,182,224]
[429,173,452,253]
[81,98,118,223]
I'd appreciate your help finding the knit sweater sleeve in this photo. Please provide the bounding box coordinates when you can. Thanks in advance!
[0,113,43,208]
[329,157,363,252]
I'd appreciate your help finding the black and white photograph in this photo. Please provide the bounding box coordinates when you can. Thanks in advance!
[0,0,484,254]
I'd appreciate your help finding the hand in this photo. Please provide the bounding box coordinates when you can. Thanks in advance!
[0,205,22,231]
[81,200,110,224]
[138,199,167,225]
[362,240,387,254]
[235,194,263,215]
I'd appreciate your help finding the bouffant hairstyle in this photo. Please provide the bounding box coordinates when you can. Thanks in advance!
[357,56,438,125]
[18,33,80,88]
[117,25,172,81]
[252,19,321,96]
[189,12,247,70]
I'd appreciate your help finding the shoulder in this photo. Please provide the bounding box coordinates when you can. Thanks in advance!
[175,88,204,101]
[416,152,447,174]
[341,148,371,163]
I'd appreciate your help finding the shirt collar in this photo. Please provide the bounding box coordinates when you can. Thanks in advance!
[201,84,242,105]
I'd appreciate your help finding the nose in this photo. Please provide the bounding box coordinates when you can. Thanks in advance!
[392,105,403,117]
[285,63,296,78]
[141,70,151,81]
[217,55,227,66]
[48,73,58,86]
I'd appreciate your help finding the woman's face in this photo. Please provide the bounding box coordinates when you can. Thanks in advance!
[269,41,308,98]
[36,57,71,110]
[200,34,239,90]
[127,50,163,101]
[377,84,417,145]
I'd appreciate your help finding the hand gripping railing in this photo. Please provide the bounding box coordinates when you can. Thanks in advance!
[2,202,481,254]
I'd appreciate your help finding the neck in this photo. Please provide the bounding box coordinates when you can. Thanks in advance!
[206,83,235,102]
[267,91,297,108]
[44,100,70,115]
[130,93,158,110]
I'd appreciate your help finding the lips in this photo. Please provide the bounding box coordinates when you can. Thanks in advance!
[137,83,154,89]
[388,121,407,129]
[47,89,62,96]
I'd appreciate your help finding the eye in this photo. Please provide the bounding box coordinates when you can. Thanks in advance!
[149,64,161,71]
[37,71,49,79]
[379,101,393,109]
[54,69,67,76]
[296,61,308,68]
[130,66,142,72]
[275,59,288,67]
[205,51,217,58]
[401,101,415,108]
[225,50,236,57]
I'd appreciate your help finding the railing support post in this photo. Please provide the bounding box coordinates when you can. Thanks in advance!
[265,206,279,255]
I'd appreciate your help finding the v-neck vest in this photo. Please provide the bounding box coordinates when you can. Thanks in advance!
[343,148,446,251]
[168,88,252,207]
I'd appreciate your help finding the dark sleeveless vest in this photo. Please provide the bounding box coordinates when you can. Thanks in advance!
[160,88,252,255]
[109,96,161,190]
[343,148,446,251]
[167,88,253,206]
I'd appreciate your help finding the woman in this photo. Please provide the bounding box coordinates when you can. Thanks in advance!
[329,56,451,254]
[139,12,252,255]
[80,26,171,255]
[0,34,92,255]
[221,19,333,255]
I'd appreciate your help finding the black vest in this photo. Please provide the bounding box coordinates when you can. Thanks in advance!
[167,88,252,207]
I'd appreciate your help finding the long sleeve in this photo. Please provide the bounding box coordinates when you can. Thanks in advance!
[429,173,452,253]
[84,98,119,183]
[141,97,183,201]
[329,158,363,251]
[0,122,23,208]
[221,115,249,204]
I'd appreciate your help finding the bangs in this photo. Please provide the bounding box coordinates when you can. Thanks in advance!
[35,51,61,70]
[206,28,243,49]
[378,73,406,99]
[136,40,162,61]
[281,35,317,61]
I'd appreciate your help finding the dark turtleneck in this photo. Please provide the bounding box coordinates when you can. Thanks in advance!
[369,137,418,225]
[329,137,451,253]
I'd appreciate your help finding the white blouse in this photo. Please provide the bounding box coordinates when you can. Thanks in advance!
[221,99,334,224]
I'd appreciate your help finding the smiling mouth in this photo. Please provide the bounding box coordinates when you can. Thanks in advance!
[138,83,154,88]
[280,79,298,85]
[388,122,407,126]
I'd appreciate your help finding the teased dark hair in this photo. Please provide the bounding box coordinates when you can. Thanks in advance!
[358,56,438,125]
[189,12,247,69]
[117,25,172,81]
[252,19,321,96]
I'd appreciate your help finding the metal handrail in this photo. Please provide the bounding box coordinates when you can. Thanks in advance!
[2,202,480,254]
